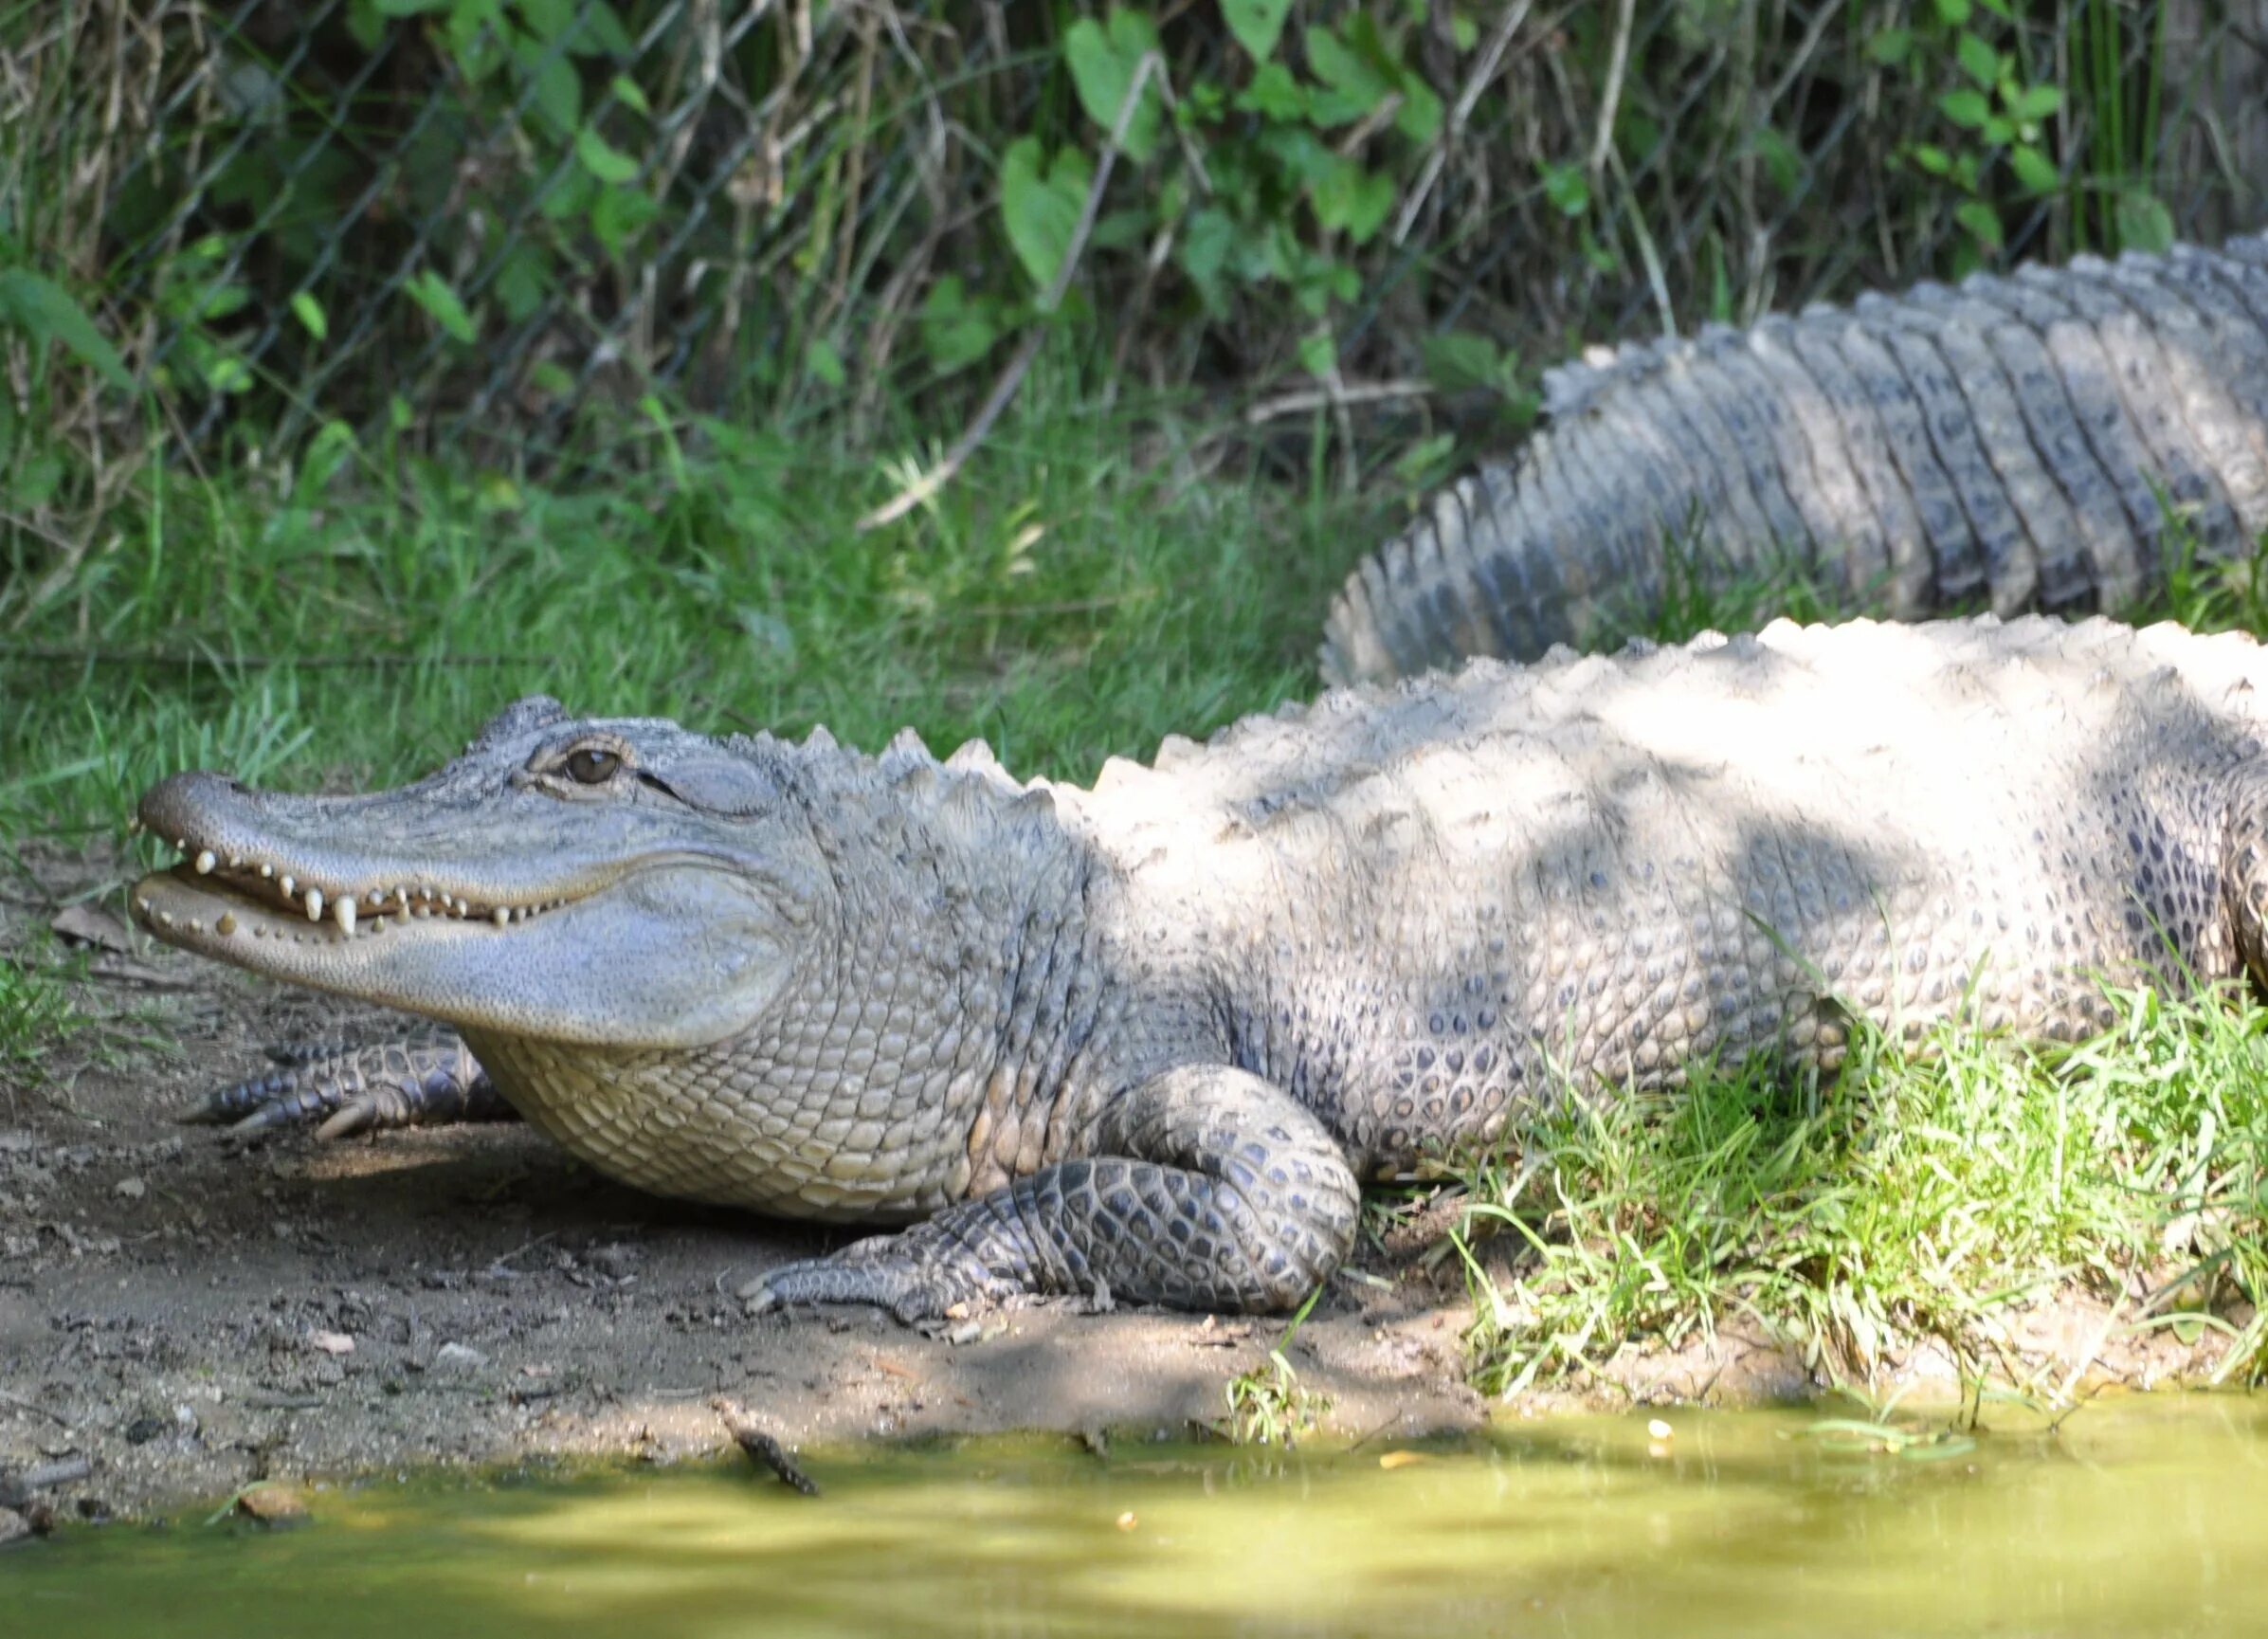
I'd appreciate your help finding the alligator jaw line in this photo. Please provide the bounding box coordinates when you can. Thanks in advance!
[136,833,570,945]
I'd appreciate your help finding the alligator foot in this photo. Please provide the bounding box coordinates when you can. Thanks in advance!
[186,1030,512,1138]
[743,1065,1362,1321]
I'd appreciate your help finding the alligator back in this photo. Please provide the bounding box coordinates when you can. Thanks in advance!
[1320,236,2268,685]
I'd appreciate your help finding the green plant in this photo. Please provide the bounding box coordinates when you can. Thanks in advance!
[1221,1285,1333,1447]
[1877,0,2070,266]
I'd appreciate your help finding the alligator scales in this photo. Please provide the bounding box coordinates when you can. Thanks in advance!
[135,617,2268,1317]
[1324,236,2268,684]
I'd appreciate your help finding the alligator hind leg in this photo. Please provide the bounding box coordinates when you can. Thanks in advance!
[188,1029,513,1139]
[742,1065,1362,1322]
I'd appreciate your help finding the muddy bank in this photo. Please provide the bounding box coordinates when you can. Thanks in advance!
[0,842,2241,1524]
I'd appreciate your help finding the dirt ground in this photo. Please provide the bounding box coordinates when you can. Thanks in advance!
[0,839,2244,1525]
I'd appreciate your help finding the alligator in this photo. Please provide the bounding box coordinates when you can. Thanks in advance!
[1322,235,2268,685]
[128,615,2268,1318]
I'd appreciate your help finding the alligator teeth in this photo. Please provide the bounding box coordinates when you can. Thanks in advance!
[493,906,509,929]
[136,895,151,915]
[260,864,274,879]
[216,912,236,937]
[280,874,296,899]
[157,911,174,928]
[193,849,216,875]
[335,897,355,937]
[305,887,324,923]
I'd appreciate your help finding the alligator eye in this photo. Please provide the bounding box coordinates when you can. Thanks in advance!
[565,747,622,785]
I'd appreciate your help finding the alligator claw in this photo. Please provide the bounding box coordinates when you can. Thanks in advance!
[187,1032,510,1138]
[739,1233,1012,1325]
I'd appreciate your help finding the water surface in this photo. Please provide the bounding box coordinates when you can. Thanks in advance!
[9,1396,2265,1636]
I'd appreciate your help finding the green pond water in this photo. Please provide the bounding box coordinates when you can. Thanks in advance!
[9,1396,2266,1637]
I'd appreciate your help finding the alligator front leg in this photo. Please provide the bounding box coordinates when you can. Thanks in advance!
[742,1065,1363,1321]
[187,1029,514,1138]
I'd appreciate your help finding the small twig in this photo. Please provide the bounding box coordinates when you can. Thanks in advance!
[1605,143,1675,338]
[1393,0,1535,246]
[0,1389,71,1430]
[712,1397,820,1496]
[1243,378,1434,426]
[856,51,1162,533]
[1588,0,1636,177]
[0,1453,91,1507]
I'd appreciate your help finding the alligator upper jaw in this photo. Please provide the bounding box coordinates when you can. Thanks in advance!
[132,848,574,945]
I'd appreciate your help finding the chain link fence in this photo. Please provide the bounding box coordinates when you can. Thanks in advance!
[15,0,2268,464]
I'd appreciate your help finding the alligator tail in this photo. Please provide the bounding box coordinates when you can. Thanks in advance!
[1319,235,2268,686]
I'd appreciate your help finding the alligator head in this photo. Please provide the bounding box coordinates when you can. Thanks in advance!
[131,697,834,1048]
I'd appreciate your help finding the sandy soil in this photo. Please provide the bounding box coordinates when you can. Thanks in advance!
[0,839,2242,1525]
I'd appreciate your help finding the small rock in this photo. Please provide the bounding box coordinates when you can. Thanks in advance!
[0,1507,28,1547]
[114,1177,146,1201]
[432,1342,487,1373]
[122,1415,167,1446]
[306,1331,355,1357]
[227,1483,307,1525]
[586,1243,639,1279]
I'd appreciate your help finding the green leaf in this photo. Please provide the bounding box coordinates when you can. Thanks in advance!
[405,267,478,343]
[1063,9,1162,163]
[517,42,582,134]
[1420,330,1509,392]
[1396,76,1444,143]
[1305,23,1393,126]
[494,243,551,321]
[1954,29,1998,86]
[372,0,451,14]
[1539,160,1589,217]
[1297,328,1337,377]
[1937,88,1991,129]
[1932,0,1971,22]
[1177,206,1239,311]
[2008,143,2059,194]
[1235,60,1306,120]
[1747,126,1801,196]
[1222,0,1293,61]
[289,291,328,341]
[917,275,1001,372]
[609,73,650,117]
[1309,157,1394,245]
[1867,27,1914,66]
[517,0,575,41]
[0,269,134,391]
[2006,82,2062,121]
[574,126,639,184]
[1908,142,1951,175]
[804,336,845,388]
[589,183,658,252]
[998,137,1093,291]
[2114,189,2175,254]
[1954,197,2003,248]
[577,1,633,55]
